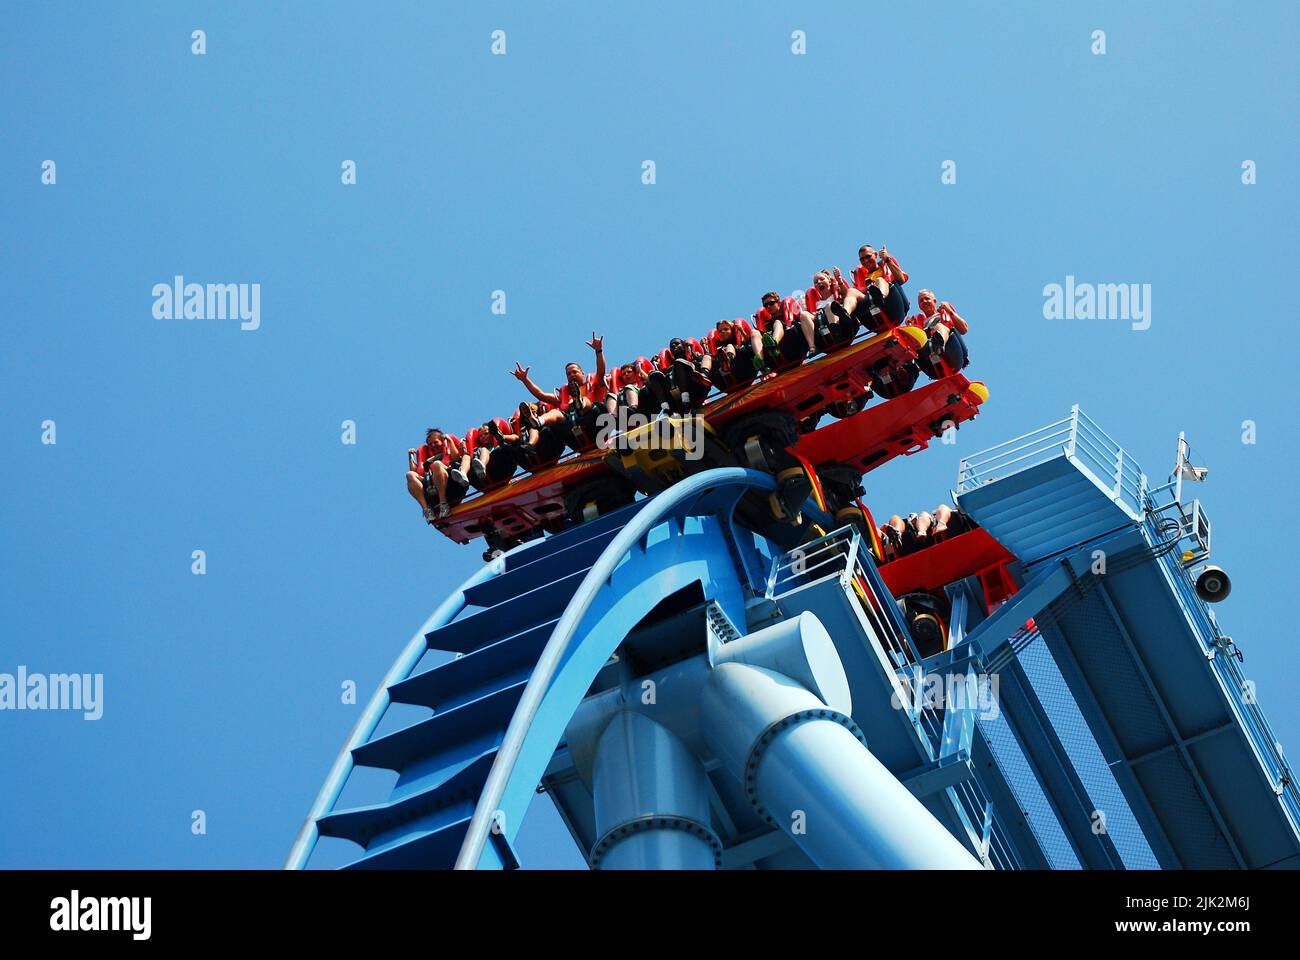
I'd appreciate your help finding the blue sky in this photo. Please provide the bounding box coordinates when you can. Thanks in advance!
[1,2,1296,868]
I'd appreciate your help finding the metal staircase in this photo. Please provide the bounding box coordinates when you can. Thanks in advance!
[287,470,778,869]
[957,406,1300,869]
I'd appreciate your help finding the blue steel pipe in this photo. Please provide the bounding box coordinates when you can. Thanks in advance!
[702,662,983,870]
[590,711,720,869]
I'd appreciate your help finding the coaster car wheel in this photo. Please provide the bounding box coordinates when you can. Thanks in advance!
[871,360,918,400]
[771,465,811,525]
[722,411,800,473]
[564,474,637,526]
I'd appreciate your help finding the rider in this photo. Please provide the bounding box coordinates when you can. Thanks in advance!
[406,428,469,522]
[511,333,608,450]
[702,317,764,388]
[510,402,567,465]
[878,503,964,559]
[465,418,528,489]
[753,291,817,368]
[607,356,672,421]
[804,269,858,351]
[851,245,910,331]
[907,289,970,378]
[656,336,711,412]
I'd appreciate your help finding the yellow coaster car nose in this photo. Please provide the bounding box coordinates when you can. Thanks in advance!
[898,325,928,349]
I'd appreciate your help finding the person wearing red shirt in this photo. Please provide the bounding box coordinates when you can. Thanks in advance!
[702,317,764,389]
[655,337,711,413]
[879,503,969,560]
[753,291,817,367]
[406,428,470,522]
[509,402,567,465]
[607,357,671,419]
[511,333,609,450]
[850,245,911,331]
[465,418,529,489]
[804,268,860,351]
[906,289,969,378]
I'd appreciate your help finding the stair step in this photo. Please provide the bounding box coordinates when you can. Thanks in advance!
[465,533,610,607]
[426,568,588,654]
[318,750,496,846]
[390,619,555,709]
[498,498,648,573]
[342,816,472,870]
[352,680,526,771]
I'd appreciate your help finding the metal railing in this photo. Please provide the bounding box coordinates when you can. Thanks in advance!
[768,525,922,670]
[957,405,1147,517]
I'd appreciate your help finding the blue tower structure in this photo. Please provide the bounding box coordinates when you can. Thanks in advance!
[287,405,1299,870]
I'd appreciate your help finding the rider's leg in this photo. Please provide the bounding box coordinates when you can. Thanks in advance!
[798,310,817,352]
[428,461,450,504]
[407,470,431,510]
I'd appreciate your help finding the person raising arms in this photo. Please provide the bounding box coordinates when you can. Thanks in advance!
[511,333,609,450]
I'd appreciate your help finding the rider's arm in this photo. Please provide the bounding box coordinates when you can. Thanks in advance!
[881,250,908,284]
[941,302,968,334]
[522,375,560,407]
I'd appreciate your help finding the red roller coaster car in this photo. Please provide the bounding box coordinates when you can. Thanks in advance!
[435,324,989,556]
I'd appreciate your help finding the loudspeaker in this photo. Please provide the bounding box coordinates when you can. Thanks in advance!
[1195,565,1231,603]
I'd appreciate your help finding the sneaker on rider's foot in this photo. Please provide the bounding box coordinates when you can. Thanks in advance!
[423,507,438,524]
[437,503,452,519]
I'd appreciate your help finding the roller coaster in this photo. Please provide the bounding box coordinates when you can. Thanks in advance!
[287,279,1299,869]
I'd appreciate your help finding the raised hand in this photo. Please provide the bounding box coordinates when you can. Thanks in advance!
[586,332,604,353]
[511,361,530,382]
